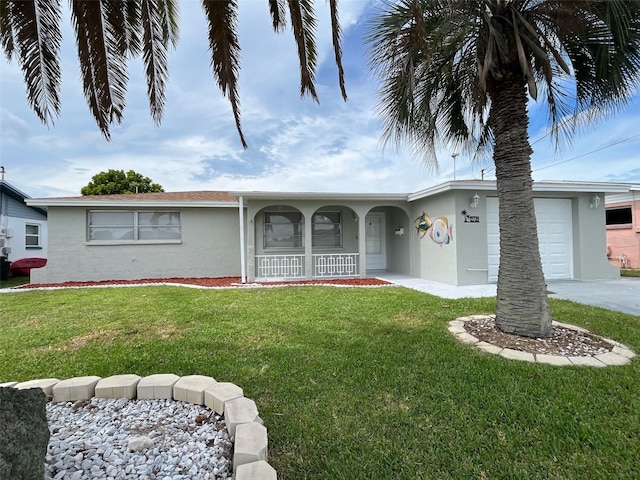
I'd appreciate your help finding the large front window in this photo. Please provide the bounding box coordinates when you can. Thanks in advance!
[88,211,181,242]
[312,212,342,247]
[264,212,303,248]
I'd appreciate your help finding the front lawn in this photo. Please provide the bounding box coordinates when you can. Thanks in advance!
[1,286,638,479]
[0,275,29,288]
[621,268,640,278]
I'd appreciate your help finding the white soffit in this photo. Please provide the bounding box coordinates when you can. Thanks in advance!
[408,180,630,202]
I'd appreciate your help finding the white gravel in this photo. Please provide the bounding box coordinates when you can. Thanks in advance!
[45,397,233,480]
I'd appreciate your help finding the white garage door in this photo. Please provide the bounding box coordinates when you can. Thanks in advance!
[487,197,573,283]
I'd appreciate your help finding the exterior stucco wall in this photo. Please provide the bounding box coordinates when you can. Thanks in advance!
[409,189,617,286]
[383,207,412,275]
[31,206,241,284]
[410,193,458,285]
[454,191,490,285]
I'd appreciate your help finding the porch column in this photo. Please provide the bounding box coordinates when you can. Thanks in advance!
[357,212,367,278]
[304,212,313,279]
[246,206,256,282]
[238,196,246,284]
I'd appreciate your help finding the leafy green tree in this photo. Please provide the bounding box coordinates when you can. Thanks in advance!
[81,169,164,195]
[368,0,640,337]
[0,0,347,146]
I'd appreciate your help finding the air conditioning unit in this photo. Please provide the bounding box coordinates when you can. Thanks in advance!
[1,247,11,255]
[0,238,4,247]
[1,228,13,238]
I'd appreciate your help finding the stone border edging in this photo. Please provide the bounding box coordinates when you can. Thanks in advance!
[0,374,276,479]
[449,315,636,366]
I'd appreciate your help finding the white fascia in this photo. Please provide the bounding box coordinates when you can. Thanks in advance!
[230,191,409,202]
[25,199,239,208]
[408,180,630,202]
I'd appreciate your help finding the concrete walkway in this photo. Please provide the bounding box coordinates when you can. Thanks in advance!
[379,274,640,317]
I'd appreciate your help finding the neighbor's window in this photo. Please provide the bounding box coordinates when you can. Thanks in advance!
[264,212,303,248]
[312,211,342,247]
[25,224,40,248]
[606,206,632,226]
[88,211,181,242]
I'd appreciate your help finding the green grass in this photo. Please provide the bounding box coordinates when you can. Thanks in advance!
[1,286,639,479]
[0,275,29,288]
[621,268,640,278]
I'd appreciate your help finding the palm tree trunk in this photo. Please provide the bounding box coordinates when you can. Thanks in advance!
[489,78,552,338]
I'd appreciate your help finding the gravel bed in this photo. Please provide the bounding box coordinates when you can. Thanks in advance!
[462,316,613,356]
[45,397,233,480]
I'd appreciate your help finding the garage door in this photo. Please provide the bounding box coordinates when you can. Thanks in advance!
[487,197,573,282]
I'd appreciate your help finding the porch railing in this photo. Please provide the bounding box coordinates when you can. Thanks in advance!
[313,253,359,278]
[255,254,305,279]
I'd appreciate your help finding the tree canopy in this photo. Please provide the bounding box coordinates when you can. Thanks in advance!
[81,169,164,195]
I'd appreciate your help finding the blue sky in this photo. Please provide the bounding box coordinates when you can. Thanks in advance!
[1,2,639,199]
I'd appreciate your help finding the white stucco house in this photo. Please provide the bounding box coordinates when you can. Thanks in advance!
[0,179,48,264]
[25,180,625,286]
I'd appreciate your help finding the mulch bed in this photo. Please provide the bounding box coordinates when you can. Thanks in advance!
[13,277,392,289]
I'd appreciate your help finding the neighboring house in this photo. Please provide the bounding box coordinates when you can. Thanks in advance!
[605,185,640,269]
[0,179,48,263]
[25,180,623,286]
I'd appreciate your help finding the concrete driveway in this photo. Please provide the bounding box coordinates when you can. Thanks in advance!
[546,278,640,316]
[381,274,640,316]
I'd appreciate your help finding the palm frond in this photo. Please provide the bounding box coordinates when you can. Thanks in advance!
[268,0,287,32]
[70,0,130,140]
[4,0,62,125]
[158,0,179,48]
[0,0,15,60]
[201,0,247,149]
[329,0,347,100]
[140,0,174,125]
[286,0,318,101]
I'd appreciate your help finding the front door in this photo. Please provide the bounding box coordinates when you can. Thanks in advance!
[366,213,386,271]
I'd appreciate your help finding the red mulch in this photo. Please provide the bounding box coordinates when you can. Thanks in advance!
[14,277,391,290]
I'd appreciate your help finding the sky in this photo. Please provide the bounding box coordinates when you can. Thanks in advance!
[1,1,639,199]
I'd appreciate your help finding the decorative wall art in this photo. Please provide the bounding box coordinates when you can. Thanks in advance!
[415,212,453,246]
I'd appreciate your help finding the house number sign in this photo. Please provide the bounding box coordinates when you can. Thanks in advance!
[461,210,480,223]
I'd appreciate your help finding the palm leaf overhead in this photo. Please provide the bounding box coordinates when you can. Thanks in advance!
[1,0,62,126]
[329,0,347,100]
[268,0,287,32]
[140,0,177,126]
[1,0,348,145]
[201,0,246,149]
[70,0,130,140]
[369,0,640,337]
[287,0,319,101]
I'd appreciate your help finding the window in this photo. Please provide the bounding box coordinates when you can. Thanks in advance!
[88,211,181,242]
[264,212,303,248]
[25,224,40,248]
[606,206,632,226]
[312,211,342,247]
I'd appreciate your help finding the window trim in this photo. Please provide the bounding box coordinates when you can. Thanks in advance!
[25,223,41,249]
[87,210,182,244]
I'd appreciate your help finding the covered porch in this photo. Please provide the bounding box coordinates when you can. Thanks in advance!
[236,192,413,282]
